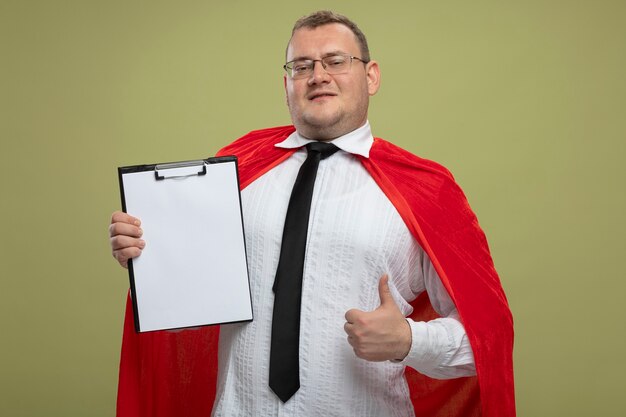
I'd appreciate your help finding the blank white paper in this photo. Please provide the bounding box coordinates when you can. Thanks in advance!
[120,160,252,332]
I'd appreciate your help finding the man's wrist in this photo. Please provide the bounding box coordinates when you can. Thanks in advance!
[391,318,413,362]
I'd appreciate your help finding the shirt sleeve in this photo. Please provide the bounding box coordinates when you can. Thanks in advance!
[398,252,476,379]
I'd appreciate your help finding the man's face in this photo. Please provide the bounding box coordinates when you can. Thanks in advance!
[284,23,380,141]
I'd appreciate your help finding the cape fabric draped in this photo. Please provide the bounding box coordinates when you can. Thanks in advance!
[116,126,515,417]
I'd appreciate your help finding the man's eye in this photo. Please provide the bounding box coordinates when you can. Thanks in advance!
[326,56,346,66]
[293,62,311,73]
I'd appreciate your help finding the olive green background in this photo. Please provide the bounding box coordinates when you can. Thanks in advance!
[2,0,624,416]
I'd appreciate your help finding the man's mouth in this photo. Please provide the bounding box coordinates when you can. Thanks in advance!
[308,92,337,101]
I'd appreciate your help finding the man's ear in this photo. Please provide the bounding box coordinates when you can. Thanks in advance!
[283,75,289,106]
[365,60,381,96]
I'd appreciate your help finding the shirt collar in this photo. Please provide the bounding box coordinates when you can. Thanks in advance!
[275,121,373,158]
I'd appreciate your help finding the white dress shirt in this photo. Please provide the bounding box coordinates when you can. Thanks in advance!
[212,122,475,417]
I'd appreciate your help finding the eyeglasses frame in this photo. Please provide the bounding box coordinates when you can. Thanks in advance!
[283,54,369,79]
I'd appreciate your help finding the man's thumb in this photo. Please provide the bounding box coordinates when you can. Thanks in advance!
[377,275,395,307]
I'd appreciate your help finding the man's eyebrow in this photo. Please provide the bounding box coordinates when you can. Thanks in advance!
[321,50,349,58]
[289,50,349,61]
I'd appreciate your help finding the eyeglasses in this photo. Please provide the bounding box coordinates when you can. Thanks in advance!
[283,54,369,79]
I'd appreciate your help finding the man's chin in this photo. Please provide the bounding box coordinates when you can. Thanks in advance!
[297,121,350,141]
[300,112,341,129]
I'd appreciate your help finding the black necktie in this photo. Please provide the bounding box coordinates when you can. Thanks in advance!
[269,141,339,403]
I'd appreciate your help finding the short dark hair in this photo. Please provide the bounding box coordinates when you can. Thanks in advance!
[287,10,371,62]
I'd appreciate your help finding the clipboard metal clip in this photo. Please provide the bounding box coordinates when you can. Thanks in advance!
[155,160,207,180]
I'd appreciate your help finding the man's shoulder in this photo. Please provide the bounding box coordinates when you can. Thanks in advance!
[216,125,295,158]
[243,125,296,139]
[370,137,455,181]
[215,126,297,188]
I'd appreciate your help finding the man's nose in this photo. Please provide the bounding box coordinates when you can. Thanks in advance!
[308,60,331,85]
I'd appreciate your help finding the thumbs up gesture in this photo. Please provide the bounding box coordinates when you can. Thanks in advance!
[344,275,412,362]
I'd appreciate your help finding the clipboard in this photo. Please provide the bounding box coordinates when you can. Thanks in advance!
[118,156,253,332]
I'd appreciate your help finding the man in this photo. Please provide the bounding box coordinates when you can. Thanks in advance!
[110,10,514,417]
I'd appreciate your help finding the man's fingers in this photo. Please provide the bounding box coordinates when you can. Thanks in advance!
[113,247,142,267]
[109,211,143,269]
[344,321,355,335]
[343,275,412,362]
[111,210,141,227]
[346,335,356,348]
[344,308,363,323]
[109,221,143,239]
[110,235,145,251]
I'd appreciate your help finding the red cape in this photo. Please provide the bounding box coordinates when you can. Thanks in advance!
[117,126,515,417]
